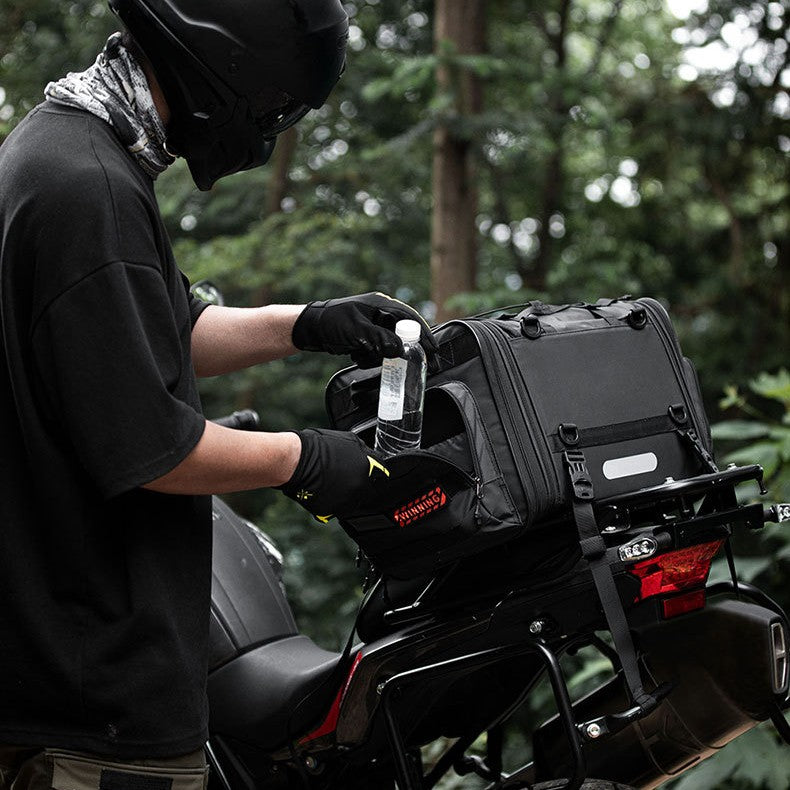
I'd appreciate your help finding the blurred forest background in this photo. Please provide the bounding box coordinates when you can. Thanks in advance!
[1,0,788,786]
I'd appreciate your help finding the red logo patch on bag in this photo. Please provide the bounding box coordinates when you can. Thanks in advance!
[393,486,448,527]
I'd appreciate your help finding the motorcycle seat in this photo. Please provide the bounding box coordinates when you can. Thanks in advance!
[207,634,343,748]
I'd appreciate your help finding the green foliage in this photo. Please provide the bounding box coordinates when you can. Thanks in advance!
[361,53,438,101]
[697,372,790,790]
[669,722,790,790]
[713,369,790,499]
[0,0,117,137]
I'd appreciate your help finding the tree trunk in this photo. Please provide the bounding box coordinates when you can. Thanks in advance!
[705,167,745,285]
[252,125,299,308]
[430,0,486,322]
[237,126,299,411]
[528,0,572,292]
[264,126,299,218]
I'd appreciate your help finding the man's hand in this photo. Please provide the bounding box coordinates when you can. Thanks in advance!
[291,292,437,368]
[278,428,390,522]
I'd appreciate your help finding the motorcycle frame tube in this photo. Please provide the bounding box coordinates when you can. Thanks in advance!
[422,631,600,789]
[377,638,587,790]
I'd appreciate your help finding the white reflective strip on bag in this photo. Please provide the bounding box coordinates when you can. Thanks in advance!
[602,452,658,480]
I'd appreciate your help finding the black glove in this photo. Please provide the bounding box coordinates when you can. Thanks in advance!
[278,428,391,522]
[292,292,438,369]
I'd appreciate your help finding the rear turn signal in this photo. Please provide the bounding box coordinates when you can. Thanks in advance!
[629,540,724,618]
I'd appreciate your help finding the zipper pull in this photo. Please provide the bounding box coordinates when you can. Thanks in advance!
[473,476,484,524]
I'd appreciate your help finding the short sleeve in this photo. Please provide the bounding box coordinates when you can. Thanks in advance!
[32,261,206,499]
[181,270,211,328]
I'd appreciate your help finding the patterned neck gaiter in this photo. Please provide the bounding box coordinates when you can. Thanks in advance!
[44,32,175,179]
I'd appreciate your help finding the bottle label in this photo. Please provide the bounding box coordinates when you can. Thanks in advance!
[377,357,408,421]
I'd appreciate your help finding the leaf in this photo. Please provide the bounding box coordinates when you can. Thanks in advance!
[767,465,790,501]
[767,428,790,462]
[567,658,612,690]
[719,385,745,411]
[361,55,438,102]
[453,54,508,78]
[750,369,790,407]
[711,420,772,441]
[670,723,790,790]
[710,555,774,584]
[723,443,781,479]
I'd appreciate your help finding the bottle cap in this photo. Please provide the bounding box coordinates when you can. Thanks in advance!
[395,319,421,343]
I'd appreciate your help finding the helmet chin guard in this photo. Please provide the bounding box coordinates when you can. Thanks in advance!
[109,0,348,190]
[177,112,278,193]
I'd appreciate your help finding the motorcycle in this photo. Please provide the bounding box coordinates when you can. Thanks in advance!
[205,409,790,790]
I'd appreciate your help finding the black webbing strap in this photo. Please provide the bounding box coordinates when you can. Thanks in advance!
[564,451,655,711]
[551,413,679,452]
[677,427,719,473]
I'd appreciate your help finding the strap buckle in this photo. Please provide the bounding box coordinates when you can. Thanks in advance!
[563,450,594,501]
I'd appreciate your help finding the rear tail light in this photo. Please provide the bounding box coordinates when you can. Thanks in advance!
[628,540,723,618]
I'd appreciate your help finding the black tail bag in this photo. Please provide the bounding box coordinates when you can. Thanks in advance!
[325,297,715,579]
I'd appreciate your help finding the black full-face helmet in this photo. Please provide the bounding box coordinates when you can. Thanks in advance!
[108,0,348,190]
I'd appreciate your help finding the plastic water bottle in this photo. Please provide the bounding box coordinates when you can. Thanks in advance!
[374,319,427,457]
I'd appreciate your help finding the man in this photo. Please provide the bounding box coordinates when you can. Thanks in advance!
[0,1,436,788]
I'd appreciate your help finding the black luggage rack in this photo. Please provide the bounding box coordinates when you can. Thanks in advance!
[597,462,766,528]
[593,463,767,574]
[376,463,790,790]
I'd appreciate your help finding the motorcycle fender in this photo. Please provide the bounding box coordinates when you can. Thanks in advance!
[532,597,789,789]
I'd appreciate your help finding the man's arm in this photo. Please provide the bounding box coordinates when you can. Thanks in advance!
[190,303,305,377]
[190,292,439,377]
[142,420,302,494]
[142,421,385,523]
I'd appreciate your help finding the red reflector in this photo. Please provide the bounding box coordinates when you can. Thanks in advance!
[662,589,706,619]
[629,540,723,602]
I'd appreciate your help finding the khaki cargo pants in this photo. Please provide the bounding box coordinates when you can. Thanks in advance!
[0,747,208,790]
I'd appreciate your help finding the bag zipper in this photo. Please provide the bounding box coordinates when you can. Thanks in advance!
[431,381,504,526]
[390,447,484,525]
[639,299,710,446]
[468,321,556,518]
[487,321,562,510]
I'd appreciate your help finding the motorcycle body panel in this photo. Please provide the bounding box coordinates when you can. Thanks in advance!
[204,469,790,789]
[532,598,790,788]
[209,497,298,671]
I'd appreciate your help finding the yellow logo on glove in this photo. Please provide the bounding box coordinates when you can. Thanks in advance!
[367,456,390,478]
[314,514,333,524]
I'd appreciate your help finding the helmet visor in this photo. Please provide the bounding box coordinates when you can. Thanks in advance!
[250,88,312,138]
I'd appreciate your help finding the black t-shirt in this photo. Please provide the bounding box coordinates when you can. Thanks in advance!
[0,103,212,757]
